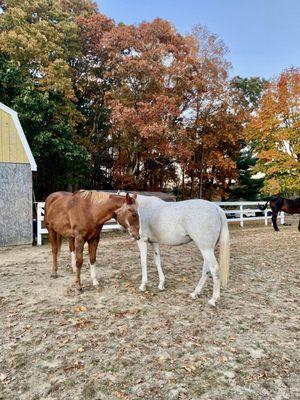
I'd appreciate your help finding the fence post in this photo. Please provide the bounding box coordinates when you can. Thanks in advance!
[264,209,268,226]
[240,204,244,227]
[280,211,285,225]
[37,202,43,246]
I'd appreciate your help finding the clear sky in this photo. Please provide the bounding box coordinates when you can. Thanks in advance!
[97,0,300,79]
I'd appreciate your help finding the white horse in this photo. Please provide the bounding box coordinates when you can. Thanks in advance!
[136,195,230,306]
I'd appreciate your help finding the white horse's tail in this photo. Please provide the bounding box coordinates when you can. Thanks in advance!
[218,208,230,288]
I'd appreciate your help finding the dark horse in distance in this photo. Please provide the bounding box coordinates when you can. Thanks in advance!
[259,197,300,231]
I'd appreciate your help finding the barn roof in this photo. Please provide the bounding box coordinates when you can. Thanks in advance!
[0,102,37,171]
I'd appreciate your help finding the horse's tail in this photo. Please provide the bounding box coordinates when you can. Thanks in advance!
[258,200,269,211]
[218,208,230,288]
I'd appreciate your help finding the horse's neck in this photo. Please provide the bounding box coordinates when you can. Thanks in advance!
[138,195,165,208]
[138,195,166,233]
[92,196,124,223]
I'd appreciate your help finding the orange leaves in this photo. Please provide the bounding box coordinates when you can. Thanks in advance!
[63,360,85,372]
[74,305,87,313]
[182,364,196,373]
[103,18,242,194]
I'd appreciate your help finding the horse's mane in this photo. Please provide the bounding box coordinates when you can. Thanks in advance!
[76,190,110,205]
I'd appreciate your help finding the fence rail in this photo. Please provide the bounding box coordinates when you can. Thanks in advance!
[215,201,284,228]
[35,201,284,245]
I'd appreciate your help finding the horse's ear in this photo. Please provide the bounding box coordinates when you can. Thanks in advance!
[125,193,132,205]
[133,192,138,207]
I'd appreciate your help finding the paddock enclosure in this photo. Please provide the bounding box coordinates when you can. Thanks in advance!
[0,219,299,400]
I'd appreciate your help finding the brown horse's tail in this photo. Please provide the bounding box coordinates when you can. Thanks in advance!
[258,200,269,211]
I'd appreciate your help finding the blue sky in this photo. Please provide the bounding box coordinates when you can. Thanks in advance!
[98,0,300,79]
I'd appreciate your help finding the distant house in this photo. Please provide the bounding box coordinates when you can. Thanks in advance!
[0,102,37,246]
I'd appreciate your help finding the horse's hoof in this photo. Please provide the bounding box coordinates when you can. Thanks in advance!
[208,299,217,307]
[50,273,58,279]
[139,284,147,292]
[77,287,83,293]
[190,292,199,300]
[158,283,165,291]
[93,280,99,287]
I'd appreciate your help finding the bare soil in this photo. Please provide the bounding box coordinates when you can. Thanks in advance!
[0,218,299,400]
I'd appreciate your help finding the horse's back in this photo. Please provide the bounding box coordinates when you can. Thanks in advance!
[45,191,72,208]
[173,200,222,238]
[140,198,222,247]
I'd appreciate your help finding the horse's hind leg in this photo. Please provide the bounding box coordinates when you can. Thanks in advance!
[74,236,85,291]
[190,248,211,300]
[207,252,221,307]
[88,235,100,286]
[48,229,59,278]
[191,248,220,306]
[69,238,76,273]
[152,242,165,290]
[272,211,279,231]
[298,219,300,232]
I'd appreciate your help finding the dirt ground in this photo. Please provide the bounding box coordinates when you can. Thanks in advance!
[0,218,299,400]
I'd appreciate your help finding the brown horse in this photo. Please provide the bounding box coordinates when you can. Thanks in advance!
[259,197,300,231]
[45,190,140,290]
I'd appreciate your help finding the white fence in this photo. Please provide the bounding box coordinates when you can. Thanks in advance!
[35,201,284,245]
[216,201,284,228]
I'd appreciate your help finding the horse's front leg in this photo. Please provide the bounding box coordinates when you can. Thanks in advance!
[152,242,165,291]
[298,218,300,232]
[137,240,148,291]
[48,228,59,278]
[69,237,76,273]
[88,234,100,287]
[74,236,85,291]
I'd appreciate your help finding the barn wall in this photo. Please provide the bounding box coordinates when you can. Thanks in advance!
[0,163,32,246]
[0,109,29,164]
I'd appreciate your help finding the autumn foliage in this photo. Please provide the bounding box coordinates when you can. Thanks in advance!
[76,11,246,198]
[246,68,300,194]
[0,0,297,199]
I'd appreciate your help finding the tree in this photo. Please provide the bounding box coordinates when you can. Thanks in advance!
[231,76,268,109]
[246,68,300,195]
[102,18,193,190]
[0,0,94,197]
[176,26,246,199]
[75,12,115,189]
[229,76,268,200]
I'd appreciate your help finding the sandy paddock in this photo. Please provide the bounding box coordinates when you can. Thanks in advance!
[0,218,299,400]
